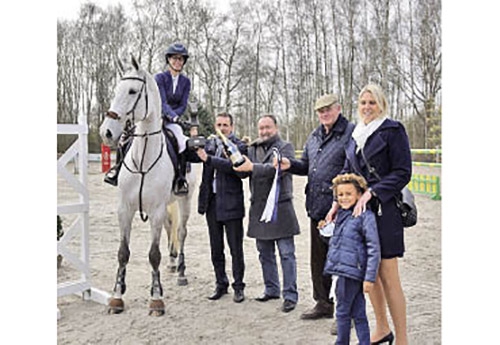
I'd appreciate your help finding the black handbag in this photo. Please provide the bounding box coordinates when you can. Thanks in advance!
[396,186,417,227]
[360,149,417,228]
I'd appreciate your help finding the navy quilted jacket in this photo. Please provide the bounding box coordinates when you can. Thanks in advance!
[288,115,354,221]
[323,208,381,283]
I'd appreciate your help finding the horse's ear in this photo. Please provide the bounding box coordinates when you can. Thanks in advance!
[116,57,125,77]
[131,54,140,71]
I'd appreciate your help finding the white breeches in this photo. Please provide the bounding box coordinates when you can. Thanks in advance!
[165,123,188,153]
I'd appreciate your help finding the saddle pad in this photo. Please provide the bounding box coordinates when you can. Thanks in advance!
[163,128,178,169]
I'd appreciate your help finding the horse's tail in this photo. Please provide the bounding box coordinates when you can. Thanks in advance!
[167,201,180,256]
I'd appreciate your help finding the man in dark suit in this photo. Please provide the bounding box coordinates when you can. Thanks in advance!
[195,112,247,303]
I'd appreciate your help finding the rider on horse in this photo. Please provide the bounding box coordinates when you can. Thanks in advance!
[104,43,192,195]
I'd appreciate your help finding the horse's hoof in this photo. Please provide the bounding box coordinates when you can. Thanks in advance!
[108,298,124,314]
[177,277,188,286]
[149,299,165,316]
[167,265,176,273]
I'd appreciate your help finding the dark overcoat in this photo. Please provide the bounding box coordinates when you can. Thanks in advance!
[343,118,412,258]
[246,136,300,240]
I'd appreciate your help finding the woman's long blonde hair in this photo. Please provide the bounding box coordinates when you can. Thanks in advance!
[357,84,388,121]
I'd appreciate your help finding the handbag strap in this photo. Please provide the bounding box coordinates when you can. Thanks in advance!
[360,148,382,181]
[361,148,405,208]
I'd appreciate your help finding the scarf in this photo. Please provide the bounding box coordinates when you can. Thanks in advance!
[352,117,387,153]
[260,147,281,223]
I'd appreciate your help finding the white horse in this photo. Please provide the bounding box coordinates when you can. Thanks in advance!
[99,56,193,315]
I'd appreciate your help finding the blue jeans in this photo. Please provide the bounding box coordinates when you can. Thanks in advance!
[256,237,298,302]
[335,276,370,345]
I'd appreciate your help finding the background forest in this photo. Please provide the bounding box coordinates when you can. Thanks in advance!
[57,0,441,153]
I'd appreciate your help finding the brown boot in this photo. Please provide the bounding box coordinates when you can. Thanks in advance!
[300,301,334,320]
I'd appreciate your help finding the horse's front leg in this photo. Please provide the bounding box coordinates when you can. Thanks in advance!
[108,205,133,314]
[149,210,165,316]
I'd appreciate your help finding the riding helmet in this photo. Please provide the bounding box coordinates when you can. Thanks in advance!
[165,43,189,63]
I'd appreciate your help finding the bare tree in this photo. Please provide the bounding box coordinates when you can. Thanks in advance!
[191,6,219,117]
[131,0,169,73]
[57,0,441,151]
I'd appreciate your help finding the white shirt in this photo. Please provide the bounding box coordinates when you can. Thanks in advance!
[172,74,179,94]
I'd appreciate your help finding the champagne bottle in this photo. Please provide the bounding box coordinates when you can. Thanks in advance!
[215,128,245,167]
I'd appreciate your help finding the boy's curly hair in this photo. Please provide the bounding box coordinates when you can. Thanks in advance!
[331,173,368,196]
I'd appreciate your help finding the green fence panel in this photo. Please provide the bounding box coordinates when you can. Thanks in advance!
[408,174,441,200]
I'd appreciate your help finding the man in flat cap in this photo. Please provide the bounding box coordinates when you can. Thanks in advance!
[278,94,354,331]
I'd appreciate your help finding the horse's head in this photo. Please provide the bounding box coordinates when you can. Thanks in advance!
[100,55,158,147]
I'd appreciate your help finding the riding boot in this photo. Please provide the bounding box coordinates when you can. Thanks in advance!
[173,151,189,195]
[104,139,131,186]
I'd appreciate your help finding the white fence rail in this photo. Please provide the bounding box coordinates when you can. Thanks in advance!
[57,115,109,318]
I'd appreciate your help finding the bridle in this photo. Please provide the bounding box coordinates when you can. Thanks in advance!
[105,76,149,124]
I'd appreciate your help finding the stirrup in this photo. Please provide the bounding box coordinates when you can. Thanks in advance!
[104,167,119,186]
[173,178,189,195]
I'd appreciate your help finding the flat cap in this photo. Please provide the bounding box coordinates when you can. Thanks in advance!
[314,93,339,111]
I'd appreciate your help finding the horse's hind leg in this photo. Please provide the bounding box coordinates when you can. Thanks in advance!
[176,195,191,286]
[149,210,166,316]
[165,202,179,273]
[108,207,133,314]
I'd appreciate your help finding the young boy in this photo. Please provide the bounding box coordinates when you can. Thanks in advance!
[321,173,381,345]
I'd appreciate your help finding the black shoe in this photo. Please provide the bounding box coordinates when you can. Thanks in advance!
[173,177,189,195]
[104,167,119,186]
[371,331,394,345]
[300,302,334,320]
[255,294,280,302]
[207,287,228,300]
[233,290,245,303]
[281,300,296,313]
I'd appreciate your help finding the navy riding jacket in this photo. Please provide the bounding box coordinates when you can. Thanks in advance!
[155,71,191,122]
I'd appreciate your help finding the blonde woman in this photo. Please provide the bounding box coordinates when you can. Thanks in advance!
[326,84,411,345]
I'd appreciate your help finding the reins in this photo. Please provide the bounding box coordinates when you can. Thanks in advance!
[122,131,164,222]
